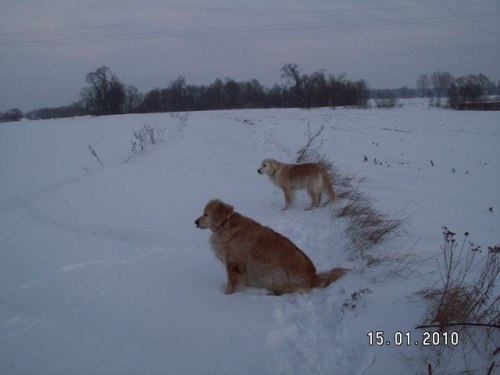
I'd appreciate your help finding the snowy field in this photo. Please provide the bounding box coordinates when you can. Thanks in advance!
[1,100,499,374]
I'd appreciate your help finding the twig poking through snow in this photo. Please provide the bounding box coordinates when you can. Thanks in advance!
[88,145,104,167]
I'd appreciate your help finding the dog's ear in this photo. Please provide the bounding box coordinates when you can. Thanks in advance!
[208,200,234,225]
[215,200,233,217]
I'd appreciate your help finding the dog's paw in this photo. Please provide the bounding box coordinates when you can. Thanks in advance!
[268,290,284,296]
[221,284,235,295]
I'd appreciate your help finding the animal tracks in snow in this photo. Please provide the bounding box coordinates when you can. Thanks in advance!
[267,292,371,375]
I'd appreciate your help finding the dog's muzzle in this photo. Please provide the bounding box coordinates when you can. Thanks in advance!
[257,168,263,174]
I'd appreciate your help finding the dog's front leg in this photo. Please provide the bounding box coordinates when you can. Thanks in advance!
[224,262,240,294]
[282,187,294,210]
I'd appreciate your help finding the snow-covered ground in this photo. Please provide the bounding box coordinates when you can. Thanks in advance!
[1,100,499,374]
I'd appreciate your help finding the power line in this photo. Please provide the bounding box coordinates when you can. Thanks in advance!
[0,12,498,49]
[0,0,498,37]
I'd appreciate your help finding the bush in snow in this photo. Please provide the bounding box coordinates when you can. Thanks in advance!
[295,124,407,253]
[374,90,400,109]
[416,228,500,374]
[125,124,165,162]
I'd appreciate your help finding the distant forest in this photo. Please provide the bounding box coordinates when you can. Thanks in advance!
[2,64,499,122]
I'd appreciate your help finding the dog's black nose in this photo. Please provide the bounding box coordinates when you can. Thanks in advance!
[195,219,199,227]
[257,169,262,174]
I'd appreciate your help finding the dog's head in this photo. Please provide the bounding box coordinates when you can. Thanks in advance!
[257,158,277,176]
[195,199,234,232]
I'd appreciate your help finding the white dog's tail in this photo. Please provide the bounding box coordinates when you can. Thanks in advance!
[314,267,347,288]
[321,171,337,203]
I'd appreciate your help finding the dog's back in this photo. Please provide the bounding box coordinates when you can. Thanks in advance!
[287,163,325,189]
[278,161,337,207]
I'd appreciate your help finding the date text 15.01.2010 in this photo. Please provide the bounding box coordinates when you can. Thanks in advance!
[367,331,459,347]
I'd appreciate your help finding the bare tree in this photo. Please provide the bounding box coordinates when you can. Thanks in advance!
[303,70,329,108]
[416,74,430,97]
[328,73,346,106]
[80,66,126,116]
[431,71,454,98]
[123,85,142,114]
[0,108,23,122]
[455,74,492,103]
[280,63,304,107]
[223,78,241,108]
[240,79,266,107]
[168,75,188,111]
[108,75,126,114]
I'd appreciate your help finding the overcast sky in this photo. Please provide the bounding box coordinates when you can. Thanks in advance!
[1,0,499,112]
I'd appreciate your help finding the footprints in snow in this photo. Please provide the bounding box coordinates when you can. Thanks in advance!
[267,292,373,375]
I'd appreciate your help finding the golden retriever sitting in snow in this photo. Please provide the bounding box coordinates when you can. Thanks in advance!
[258,158,337,210]
[195,199,346,295]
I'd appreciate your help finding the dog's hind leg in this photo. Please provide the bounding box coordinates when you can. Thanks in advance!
[306,180,322,210]
[316,192,322,207]
[321,171,337,204]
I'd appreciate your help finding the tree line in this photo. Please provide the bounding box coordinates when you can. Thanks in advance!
[21,64,369,120]
[2,66,498,122]
[372,71,499,104]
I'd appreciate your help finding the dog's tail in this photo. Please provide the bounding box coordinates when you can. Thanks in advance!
[321,171,337,204]
[314,267,347,288]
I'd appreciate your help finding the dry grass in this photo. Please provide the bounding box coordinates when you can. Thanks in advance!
[418,228,500,331]
[344,209,407,252]
[295,124,408,253]
[341,287,373,312]
[125,124,165,163]
[416,228,500,374]
[332,163,407,252]
[419,285,476,328]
